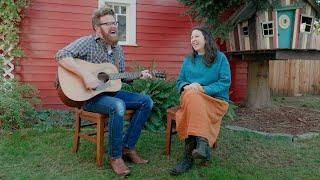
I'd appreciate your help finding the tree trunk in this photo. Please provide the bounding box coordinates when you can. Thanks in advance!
[247,60,271,108]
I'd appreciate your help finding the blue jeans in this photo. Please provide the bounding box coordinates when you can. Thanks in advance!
[83,91,153,159]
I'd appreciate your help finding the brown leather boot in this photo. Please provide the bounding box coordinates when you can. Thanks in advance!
[123,148,149,164]
[109,157,130,176]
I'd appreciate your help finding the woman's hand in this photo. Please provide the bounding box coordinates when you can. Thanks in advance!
[184,83,204,92]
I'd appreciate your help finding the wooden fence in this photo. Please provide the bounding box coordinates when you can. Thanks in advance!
[269,60,320,96]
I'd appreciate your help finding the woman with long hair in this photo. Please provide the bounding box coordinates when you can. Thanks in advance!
[169,25,231,175]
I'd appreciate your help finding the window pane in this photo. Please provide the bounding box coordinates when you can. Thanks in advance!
[242,26,248,35]
[306,17,312,25]
[302,16,312,25]
[114,6,120,14]
[268,23,273,28]
[305,25,311,32]
[264,30,268,35]
[118,15,126,41]
[121,6,126,14]
[263,23,268,29]
[269,30,273,35]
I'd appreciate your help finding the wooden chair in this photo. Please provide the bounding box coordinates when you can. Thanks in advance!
[72,108,134,167]
[165,107,217,157]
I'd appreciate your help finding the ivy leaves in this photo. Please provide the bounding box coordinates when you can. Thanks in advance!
[0,1,39,131]
[0,0,29,58]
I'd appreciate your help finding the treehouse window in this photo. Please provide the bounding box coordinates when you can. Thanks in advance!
[242,26,249,36]
[261,22,273,37]
[300,15,313,33]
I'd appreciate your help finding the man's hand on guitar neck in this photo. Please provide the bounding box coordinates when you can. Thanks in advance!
[140,70,152,79]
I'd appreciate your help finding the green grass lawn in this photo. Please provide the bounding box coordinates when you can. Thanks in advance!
[273,95,320,110]
[1,127,320,179]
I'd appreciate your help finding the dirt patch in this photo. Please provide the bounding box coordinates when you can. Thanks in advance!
[225,106,320,135]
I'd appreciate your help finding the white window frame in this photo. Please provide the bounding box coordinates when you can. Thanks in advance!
[98,0,137,46]
[300,14,314,34]
[261,21,274,37]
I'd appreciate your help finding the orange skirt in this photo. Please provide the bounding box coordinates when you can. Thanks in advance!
[175,91,229,147]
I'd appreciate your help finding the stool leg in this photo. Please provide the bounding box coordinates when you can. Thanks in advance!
[96,117,105,167]
[72,112,81,153]
[165,113,173,157]
[212,141,217,149]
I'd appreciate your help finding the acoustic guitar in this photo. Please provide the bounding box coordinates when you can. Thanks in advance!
[57,58,165,107]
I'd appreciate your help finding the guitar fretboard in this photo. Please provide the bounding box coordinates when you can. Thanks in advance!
[109,72,142,80]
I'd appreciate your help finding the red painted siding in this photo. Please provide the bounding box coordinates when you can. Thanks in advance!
[131,0,192,75]
[223,36,248,104]
[18,0,96,109]
[229,60,248,104]
[17,0,247,109]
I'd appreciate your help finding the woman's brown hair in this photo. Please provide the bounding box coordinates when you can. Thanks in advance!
[191,25,219,67]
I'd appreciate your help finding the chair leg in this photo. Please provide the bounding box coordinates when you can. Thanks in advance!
[165,113,173,157]
[96,117,105,167]
[72,112,81,153]
[212,141,217,149]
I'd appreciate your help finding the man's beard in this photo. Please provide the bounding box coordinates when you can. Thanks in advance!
[101,28,118,45]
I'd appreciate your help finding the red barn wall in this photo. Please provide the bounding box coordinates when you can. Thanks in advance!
[219,40,248,104]
[17,0,246,109]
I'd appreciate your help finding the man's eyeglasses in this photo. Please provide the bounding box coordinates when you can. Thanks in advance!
[99,21,118,26]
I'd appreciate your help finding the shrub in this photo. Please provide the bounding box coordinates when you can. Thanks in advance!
[223,103,238,121]
[35,109,74,131]
[122,79,179,132]
[0,0,37,130]
[0,79,41,130]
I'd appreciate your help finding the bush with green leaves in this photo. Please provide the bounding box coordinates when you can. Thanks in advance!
[0,0,37,130]
[35,109,74,131]
[0,0,30,58]
[222,103,238,121]
[0,79,41,130]
[122,79,179,132]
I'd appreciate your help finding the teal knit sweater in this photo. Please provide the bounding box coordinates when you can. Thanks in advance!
[176,51,231,102]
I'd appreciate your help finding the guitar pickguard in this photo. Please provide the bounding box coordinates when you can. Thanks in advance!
[95,80,112,91]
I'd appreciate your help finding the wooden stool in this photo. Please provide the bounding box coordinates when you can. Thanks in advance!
[72,108,134,167]
[165,107,217,157]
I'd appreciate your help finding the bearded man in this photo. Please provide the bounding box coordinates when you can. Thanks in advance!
[55,6,153,177]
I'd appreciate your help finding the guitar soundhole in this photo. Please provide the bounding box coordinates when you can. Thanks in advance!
[97,72,110,83]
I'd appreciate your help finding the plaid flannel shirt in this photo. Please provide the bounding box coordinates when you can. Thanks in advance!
[55,35,125,73]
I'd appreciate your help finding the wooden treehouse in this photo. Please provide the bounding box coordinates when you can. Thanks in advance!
[227,0,320,108]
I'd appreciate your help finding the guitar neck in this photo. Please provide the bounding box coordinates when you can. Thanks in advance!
[109,72,142,80]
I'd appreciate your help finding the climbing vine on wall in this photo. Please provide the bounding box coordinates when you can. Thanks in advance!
[0,0,30,79]
[0,0,41,131]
